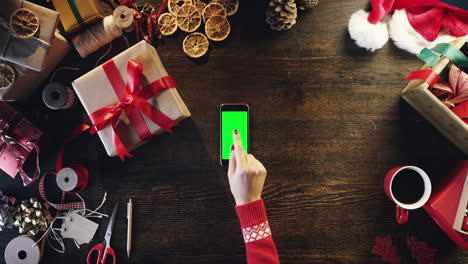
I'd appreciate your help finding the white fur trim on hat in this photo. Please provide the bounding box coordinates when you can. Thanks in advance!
[348,10,389,52]
[389,9,458,54]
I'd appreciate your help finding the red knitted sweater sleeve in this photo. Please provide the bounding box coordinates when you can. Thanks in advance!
[235,199,280,264]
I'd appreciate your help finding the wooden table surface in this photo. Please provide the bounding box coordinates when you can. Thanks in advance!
[1,0,468,263]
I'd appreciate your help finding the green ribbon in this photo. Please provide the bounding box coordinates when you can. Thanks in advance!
[415,42,468,81]
[432,43,468,70]
[417,48,440,67]
[67,0,85,28]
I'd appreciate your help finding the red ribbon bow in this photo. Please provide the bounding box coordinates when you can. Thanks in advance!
[89,59,178,160]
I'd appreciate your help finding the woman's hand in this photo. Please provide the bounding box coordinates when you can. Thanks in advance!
[228,129,267,205]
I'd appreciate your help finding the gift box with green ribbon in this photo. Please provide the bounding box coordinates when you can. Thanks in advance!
[51,0,104,33]
[402,38,468,155]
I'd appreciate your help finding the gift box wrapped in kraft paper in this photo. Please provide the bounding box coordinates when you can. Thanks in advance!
[0,0,59,72]
[1,31,70,101]
[51,0,104,33]
[0,102,42,185]
[72,40,191,159]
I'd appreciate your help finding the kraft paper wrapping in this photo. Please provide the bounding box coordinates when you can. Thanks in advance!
[51,0,104,33]
[0,31,70,101]
[72,41,191,157]
[0,0,59,72]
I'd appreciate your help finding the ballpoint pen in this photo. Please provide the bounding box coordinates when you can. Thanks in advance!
[127,198,133,258]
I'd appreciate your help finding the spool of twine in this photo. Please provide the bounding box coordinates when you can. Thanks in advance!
[113,6,134,33]
[72,15,123,58]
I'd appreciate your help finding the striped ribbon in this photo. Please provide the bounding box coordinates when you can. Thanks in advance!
[39,172,84,211]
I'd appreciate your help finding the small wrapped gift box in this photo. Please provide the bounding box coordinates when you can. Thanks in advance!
[51,0,104,33]
[0,0,59,72]
[72,40,191,159]
[0,102,42,185]
[1,31,70,101]
[423,161,468,250]
[453,166,468,236]
[401,38,468,155]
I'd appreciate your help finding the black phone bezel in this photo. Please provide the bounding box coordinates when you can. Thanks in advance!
[220,104,249,167]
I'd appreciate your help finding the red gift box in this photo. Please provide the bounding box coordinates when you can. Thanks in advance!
[0,102,42,185]
[423,160,468,250]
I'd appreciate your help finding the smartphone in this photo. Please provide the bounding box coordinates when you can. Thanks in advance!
[220,104,249,167]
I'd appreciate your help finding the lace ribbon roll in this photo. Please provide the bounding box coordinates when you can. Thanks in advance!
[72,15,122,58]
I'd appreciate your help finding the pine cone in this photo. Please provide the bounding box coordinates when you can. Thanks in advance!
[297,0,319,10]
[265,0,298,31]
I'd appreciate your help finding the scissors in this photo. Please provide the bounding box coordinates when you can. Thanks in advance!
[87,203,118,264]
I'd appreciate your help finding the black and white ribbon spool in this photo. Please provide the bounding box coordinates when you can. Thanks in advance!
[42,82,75,110]
[4,235,40,264]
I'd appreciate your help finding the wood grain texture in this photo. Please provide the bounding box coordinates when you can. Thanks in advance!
[1,0,468,263]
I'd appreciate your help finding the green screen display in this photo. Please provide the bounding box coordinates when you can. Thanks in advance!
[222,111,248,159]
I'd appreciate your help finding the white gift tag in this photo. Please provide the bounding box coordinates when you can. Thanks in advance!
[61,212,99,245]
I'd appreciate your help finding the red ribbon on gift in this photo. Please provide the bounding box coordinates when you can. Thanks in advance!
[89,59,179,160]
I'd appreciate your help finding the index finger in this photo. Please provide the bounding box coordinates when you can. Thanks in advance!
[233,129,245,164]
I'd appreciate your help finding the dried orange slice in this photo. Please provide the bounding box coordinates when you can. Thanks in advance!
[168,0,192,15]
[183,32,209,58]
[193,0,206,13]
[10,8,39,39]
[158,13,178,36]
[0,63,15,89]
[212,0,239,16]
[205,15,230,41]
[202,2,226,23]
[176,4,202,33]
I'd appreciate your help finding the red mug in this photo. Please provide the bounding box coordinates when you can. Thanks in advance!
[384,166,432,224]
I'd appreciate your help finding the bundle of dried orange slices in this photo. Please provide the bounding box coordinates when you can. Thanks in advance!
[158,0,239,58]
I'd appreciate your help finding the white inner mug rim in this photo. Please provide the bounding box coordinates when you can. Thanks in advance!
[389,166,432,210]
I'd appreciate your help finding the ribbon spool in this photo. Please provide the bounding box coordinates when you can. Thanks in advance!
[4,235,40,264]
[113,6,134,32]
[56,165,88,194]
[72,15,123,58]
[42,82,75,110]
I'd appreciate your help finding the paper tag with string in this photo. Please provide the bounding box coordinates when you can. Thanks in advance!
[60,212,98,245]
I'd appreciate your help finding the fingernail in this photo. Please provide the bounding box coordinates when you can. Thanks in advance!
[234,129,238,135]
[231,144,234,151]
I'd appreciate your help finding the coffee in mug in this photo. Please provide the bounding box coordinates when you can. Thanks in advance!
[391,169,426,204]
[384,166,432,224]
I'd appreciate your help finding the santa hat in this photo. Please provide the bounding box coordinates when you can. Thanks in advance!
[348,0,468,53]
